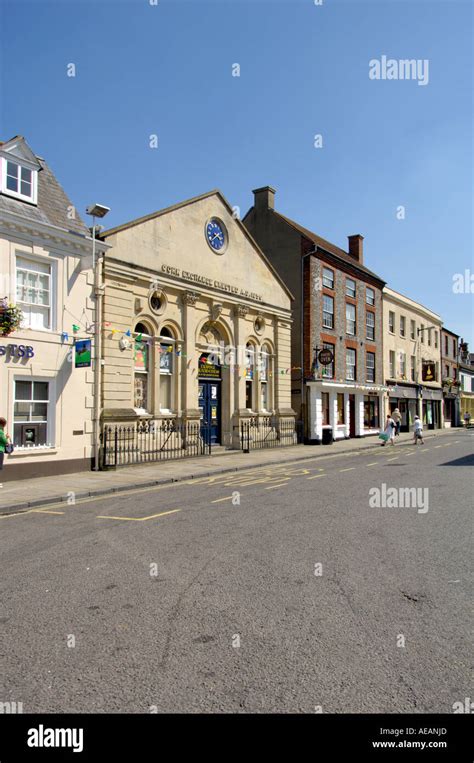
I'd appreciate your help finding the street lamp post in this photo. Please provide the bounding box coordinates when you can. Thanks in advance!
[86,204,110,471]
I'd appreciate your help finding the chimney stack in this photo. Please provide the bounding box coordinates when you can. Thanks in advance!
[348,234,364,264]
[253,186,276,213]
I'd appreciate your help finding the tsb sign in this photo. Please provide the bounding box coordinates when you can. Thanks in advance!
[0,344,35,358]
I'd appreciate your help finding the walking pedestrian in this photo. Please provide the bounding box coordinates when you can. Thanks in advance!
[464,411,471,428]
[0,417,11,488]
[413,415,424,445]
[380,414,396,446]
[392,407,402,436]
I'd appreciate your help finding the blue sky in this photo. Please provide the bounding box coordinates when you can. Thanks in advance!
[1,0,472,343]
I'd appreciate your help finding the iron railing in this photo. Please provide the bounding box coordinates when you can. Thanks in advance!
[101,419,212,468]
[239,417,301,452]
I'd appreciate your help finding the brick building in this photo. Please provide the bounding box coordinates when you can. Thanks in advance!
[243,186,386,443]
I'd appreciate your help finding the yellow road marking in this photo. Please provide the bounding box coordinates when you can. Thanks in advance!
[0,480,189,516]
[211,496,233,503]
[387,457,399,461]
[0,508,66,519]
[434,445,443,449]
[367,462,378,466]
[97,509,181,522]
[307,474,326,480]
[339,467,355,472]
[30,509,65,515]
[265,482,289,490]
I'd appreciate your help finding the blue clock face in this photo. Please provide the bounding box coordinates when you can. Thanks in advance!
[206,219,226,251]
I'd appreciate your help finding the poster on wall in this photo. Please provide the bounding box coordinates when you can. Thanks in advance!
[134,340,148,371]
[74,339,91,368]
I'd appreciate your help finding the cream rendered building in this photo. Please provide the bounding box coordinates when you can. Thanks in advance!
[100,191,295,450]
[0,136,104,477]
[383,287,443,430]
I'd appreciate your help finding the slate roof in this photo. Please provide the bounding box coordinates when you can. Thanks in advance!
[0,137,89,238]
[273,210,385,285]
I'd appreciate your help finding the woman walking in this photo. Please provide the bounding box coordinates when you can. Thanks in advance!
[380,413,396,446]
[392,407,402,436]
[0,417,11,488]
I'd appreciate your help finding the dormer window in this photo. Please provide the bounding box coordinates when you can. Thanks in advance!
[0,138,40,205]
[6,161,33,199]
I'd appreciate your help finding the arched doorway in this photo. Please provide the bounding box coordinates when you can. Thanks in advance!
[197,321,223,445]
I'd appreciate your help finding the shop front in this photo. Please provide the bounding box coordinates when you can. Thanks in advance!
[421,387,443,429]
[387,383,418,432]
[306,381,387,443]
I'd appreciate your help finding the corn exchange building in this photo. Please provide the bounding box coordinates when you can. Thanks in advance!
[100,191,295,453]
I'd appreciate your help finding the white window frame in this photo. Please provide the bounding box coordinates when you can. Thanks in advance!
[366,311,375,340]
[346,278,356,298]
[323,295,334,329]
[410,320,416,340]
[15,254,54,331]
[346,348,356,381]
[400,352,406,377]
[400,315,406,337]
[13,377,54,449]
[259,347,271,412]
[366,352,375,383]
[388,311,395,334]
[366,287,375,306]
[159,338,174,413]
[346,303,356,336]
[389,350,395,378]
[1,157,38,203]
[322,267,334,289]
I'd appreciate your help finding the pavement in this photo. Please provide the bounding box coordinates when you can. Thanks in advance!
[0,428,461,515]
[0,428,471,713]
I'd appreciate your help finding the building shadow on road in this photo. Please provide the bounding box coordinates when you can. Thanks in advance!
[439,454,474,467]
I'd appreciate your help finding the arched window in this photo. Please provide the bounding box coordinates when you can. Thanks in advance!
[259,344,271,411]
[245,342,255,410]
[159,326,174,412]
[134,322,151,413]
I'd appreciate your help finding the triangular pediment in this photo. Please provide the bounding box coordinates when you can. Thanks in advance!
[0,135,42,170]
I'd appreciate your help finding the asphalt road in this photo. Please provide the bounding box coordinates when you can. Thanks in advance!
[1,431,472,713]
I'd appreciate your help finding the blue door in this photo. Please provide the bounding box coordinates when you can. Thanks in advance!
[198,381,221,444]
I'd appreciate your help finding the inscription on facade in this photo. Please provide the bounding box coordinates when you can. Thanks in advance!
[161,264,262,302]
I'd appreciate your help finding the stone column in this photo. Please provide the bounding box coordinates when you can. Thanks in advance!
[232,304,251,447]
[181,290,201,424]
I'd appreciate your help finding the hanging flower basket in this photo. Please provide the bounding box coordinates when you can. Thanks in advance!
[0,297,23,337]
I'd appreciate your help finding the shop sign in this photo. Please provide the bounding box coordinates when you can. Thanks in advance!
[318,348,334,366]
[422,362,436,382]
[75,339,92,368]
[0,344,34,358]
[198,354,221,379]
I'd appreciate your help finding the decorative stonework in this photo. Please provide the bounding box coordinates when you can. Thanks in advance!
[254,314,265,334]
[182,290,200,306]
[210,303,223,322]
[234,305,249,319]
[199,321,221,345]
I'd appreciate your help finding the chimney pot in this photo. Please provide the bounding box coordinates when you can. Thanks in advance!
[253,186,276,212]
[348,234,364,264]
